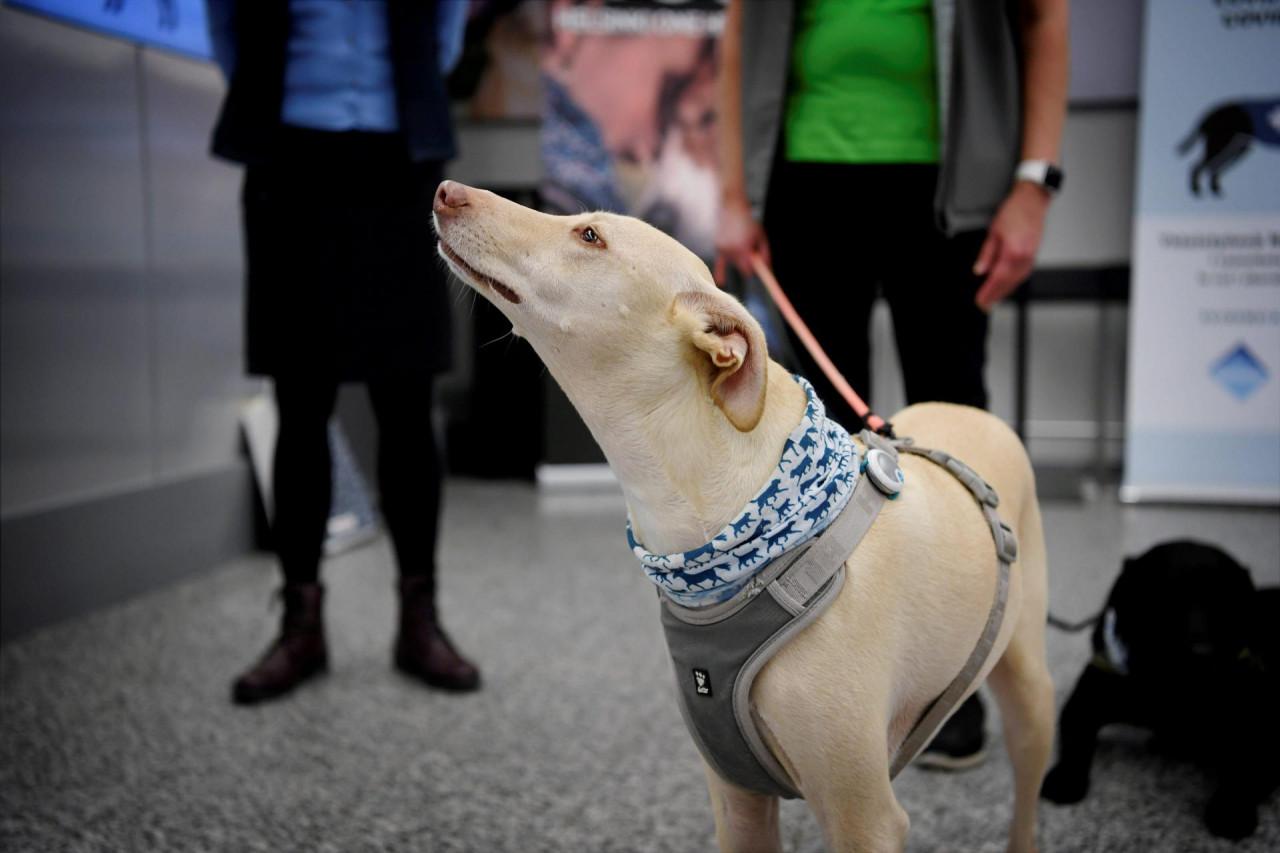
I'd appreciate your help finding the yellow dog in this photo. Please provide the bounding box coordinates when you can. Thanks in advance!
[434,181,1053,853]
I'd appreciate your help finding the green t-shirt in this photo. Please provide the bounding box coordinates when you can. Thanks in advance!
[784,0,941,164]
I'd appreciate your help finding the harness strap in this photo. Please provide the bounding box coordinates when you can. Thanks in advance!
[660,430,1019,796]
[740,468,893,794]
[767,471,889,615]
[887,442,1018,778]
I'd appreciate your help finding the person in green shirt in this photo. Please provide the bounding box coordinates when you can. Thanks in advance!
[716,0,1068,770]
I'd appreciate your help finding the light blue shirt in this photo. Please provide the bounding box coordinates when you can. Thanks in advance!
[206,0,469,133]
[282,0,399,131]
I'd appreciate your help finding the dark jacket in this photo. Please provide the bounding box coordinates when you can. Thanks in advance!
[210,0,456,165]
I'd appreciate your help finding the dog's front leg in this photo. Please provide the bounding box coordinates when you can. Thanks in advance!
[1041,664,1126,804]
[807,759,909,853]
[1203,671,1271,840]
[703,764,781,853]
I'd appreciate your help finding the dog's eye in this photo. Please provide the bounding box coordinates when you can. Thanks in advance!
[575,225,607,249]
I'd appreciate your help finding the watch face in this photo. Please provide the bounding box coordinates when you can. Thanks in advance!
[1044,165,1064,191]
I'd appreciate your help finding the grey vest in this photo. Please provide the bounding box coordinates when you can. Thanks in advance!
[659,431,1019,798]
[738,0,1022,235]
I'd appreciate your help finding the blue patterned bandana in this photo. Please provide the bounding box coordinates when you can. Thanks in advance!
[627,377,860,607]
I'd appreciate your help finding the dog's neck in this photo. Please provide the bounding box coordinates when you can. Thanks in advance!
[561,360,808,555]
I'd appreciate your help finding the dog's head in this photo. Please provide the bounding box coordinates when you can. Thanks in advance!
[432,181,768,432]
[1094,540,1256,682]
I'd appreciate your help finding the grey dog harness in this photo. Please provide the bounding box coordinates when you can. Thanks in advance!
[659,431,1019,798]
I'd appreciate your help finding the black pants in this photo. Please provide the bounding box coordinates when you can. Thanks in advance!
[274,375,441,595]
[763,161,990,429]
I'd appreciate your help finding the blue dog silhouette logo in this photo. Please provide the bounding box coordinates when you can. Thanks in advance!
[1178,98,1280,197]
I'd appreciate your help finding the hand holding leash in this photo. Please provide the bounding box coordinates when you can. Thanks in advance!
[714,195,771,286]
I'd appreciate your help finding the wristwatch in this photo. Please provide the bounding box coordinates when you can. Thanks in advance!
[1015,160,1064,194]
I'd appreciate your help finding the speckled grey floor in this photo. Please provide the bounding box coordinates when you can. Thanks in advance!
[2,481,1278,852]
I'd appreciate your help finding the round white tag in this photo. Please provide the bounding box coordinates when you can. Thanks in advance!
[865,448,905,497]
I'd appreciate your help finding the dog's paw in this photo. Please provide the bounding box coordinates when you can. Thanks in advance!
[1205,792,1258,840]
[1040,765,1090,804]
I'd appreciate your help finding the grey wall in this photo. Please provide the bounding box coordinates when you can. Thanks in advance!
[1,9,258,640]
[1,8,256,517]
[1069,0,1142,104]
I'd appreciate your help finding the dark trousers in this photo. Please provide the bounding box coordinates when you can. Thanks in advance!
[274,375,441,596]
[763,161,990,429]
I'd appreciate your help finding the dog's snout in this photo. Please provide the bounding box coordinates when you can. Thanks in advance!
[434,180,470,215]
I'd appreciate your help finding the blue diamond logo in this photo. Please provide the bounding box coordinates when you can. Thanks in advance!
[1209,343,1269,401]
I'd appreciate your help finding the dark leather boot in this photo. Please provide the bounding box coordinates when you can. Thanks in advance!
[232,582,328,705]
[394,576,481,692]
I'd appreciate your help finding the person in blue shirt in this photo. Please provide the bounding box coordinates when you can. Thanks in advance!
[207,0,480,704]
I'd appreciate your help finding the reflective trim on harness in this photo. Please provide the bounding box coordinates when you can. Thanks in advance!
[660,431,1020,797]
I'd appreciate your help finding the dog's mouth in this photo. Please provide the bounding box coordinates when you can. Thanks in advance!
[438,239,522,305]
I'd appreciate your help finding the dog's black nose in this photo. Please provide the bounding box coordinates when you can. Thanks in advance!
[434,180,470,215]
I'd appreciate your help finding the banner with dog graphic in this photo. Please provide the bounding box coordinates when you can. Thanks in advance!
[1122,1,1280,504]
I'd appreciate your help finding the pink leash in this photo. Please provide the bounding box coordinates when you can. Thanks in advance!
[750,253,893,437]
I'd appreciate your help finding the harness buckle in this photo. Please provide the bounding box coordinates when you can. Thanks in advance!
[989,518,1019,563]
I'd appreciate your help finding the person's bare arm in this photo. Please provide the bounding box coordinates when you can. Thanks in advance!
[1017,0,1069,164]
[714,0,771,285]
[973,0,1069,311]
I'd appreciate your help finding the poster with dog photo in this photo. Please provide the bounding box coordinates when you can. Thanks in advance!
[1123,0,1280,504]
[540,0,724,260]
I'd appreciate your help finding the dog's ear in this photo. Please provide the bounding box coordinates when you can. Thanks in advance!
[671,290,768,432]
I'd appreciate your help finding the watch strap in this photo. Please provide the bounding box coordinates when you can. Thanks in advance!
[1015,159,1063,193]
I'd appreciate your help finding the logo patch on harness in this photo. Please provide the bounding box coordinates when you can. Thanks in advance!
[692,668,713,697]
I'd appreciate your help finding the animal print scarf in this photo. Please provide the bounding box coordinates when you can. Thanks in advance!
[627,377,859,607]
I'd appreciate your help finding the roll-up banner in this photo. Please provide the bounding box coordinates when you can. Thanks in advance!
[1122,1,1280,505]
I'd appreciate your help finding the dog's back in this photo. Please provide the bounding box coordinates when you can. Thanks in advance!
[756,401,1048,769]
